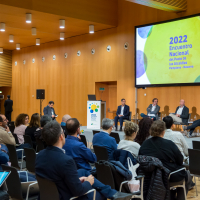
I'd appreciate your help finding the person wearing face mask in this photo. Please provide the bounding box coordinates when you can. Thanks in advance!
[14,114,29,144]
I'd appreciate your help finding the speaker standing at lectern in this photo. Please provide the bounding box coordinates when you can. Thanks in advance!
[114,99,130,131]
[43,101,57,120]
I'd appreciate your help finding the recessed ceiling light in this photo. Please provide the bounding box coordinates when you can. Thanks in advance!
[0,23,5,32]
[59,19,65,29]
[9,35,14,42]
[26,13,32,23]
[16,44,20,50]
[36,38,40,45]
[60,32,65,40]
[89,25,94,34]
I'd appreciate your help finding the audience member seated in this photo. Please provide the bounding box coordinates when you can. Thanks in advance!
[141,98,160,120]
[139,120,193,199]
[134,118,153,145]
[14,113,29,144]
[25,113,40,149]
[35,121,132,200]
[182,119,200,138]
[114,99,130,131]
[63,118,97,172]
[163,116,189,161]
[93,118,117,158]
[117,121,140,157]
[0,115,16,146]
[0,143,36,183]
[169,99,189,124]
[0,114,30,159]
[34,115,51,148]
[61,114,71,137]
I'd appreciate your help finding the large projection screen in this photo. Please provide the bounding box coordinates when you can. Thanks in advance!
[135,14,200,88]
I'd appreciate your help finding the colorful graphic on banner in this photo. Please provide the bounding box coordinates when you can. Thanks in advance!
[87,101,101,129]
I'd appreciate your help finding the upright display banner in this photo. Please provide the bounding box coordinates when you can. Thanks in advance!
[87,101,101,129]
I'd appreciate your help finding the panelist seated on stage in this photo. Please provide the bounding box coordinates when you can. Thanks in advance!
[114,99,130,131]
[43,101,57,120]
[141,98,160,120]
[169,99,189,124]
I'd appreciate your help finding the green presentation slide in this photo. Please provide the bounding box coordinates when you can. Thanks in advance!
[136,16,200,86]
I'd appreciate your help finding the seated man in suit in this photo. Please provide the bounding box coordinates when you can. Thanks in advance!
[35,121,131,200]
[63,118,97,171]
[114,99,130,131]
[61,114,71,137]
[141,98,160,120]
[169,99,189,124]
[43,101,57,120]
[93,118,117,158]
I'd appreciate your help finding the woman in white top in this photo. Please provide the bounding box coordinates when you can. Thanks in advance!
[14,114,29,144]
[118,121,140,157]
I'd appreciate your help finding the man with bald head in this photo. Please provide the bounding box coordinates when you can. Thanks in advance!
[169,99,189,124]
[61,114,71,137]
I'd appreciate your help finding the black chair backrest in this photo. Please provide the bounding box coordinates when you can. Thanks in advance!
[12,133,20,144]
[1,165,23,200]
[6,144,20,169]
[93,146,109,161]
[24,148,36,173]
[92,130,100,136]
[189,148,200,175]
[36,175,59,200]
[129,112,132,121]
[192,141,200,150]
[110,132,120,144]
[8,125,15,134]
[8,121,15,126]
[36,138,45,152]
[80,135,87,147]
[95,161,115,189]
[23,135,33,148]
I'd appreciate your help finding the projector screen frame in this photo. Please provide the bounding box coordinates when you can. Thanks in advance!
[135,13,200,88]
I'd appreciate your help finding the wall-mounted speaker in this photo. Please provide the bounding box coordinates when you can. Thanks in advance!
[36,89,45,99]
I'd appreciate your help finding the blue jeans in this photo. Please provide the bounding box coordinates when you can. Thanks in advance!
[141,113,156,121]
[114,116,128,129]
[77,169,117,200]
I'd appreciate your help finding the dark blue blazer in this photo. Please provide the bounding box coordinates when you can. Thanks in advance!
[35,146,92,200]
[116,105,130,118]
[43,105,56,118]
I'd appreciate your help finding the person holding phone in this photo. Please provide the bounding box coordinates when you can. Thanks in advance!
[43,101,58,120]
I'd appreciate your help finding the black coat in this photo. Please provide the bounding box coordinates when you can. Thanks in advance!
[137,155,171,200]
[4,99,13,112]
[175,106,189,124]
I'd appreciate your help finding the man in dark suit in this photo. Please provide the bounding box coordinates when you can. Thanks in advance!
[43,101,57,120]
[4,95,13,122]
[141,98,160,120]
[114,99,130,131]
[35,121,132,200]
[169,99,189,124]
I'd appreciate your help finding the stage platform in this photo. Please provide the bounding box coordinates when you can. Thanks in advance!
[80,126,200,149]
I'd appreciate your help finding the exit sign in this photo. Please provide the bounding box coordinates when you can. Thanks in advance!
[99,87,105,91]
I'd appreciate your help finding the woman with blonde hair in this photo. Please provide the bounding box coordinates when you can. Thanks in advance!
[14,113,29,144]
[117,121,140,157]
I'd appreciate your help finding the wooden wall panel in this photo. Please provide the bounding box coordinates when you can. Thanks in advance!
[0,50,12,87]
[11,0,200,125]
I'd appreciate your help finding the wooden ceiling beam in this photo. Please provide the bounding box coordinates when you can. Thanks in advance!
[126,0,187,12]
[0,0,118,26]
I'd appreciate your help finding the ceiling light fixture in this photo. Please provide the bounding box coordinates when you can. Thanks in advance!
[60,32,65,40]
[32,27,37,35]
[36,38,40,45]
[0,23,5,32]
[26,13,32,23]
[59,19,65,29]
[16,44,20,50]
[0,48,3,53]
[89,25,94,34]
[9,35,14,42]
